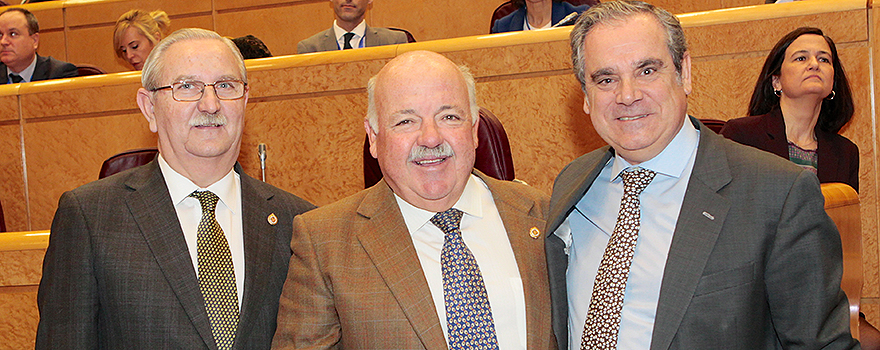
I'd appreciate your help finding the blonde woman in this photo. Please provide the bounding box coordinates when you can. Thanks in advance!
[113,9,169,70]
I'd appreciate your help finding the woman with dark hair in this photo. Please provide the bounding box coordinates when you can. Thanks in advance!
[491,0,588,33]
[721,27,858,191]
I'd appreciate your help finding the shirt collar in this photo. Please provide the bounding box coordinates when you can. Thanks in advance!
[610,115,700,181]
[7,55,37,82]
[157,154,240,213]
[394,173,486,234]
[333,19,367,44]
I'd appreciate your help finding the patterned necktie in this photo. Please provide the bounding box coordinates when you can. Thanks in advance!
[432,208,500,350]
[9,74,23,83]
[342,32,356,49]
[581,168,656,350]
[190,190,239,350]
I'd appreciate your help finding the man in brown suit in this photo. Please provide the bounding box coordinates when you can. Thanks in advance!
[272,50,554,349]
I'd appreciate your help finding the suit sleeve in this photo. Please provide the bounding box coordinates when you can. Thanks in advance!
[297,40,315,54]
[764,171,858,349]
[35,191,98,350]
[272,215,341,349]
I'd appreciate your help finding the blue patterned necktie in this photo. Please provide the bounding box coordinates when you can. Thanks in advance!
[582,168,656,350]
[190,190,239,350]
[431,208,500,350]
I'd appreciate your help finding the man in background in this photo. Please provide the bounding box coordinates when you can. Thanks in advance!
[297,0,407,54]
[0,8,76,83]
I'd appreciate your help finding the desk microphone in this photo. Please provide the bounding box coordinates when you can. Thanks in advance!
[553,12,580,27]
[258,143,267,182]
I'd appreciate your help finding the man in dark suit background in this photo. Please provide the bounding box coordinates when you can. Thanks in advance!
[0,8,77,84]
[35,28,314,349]
[296,0,407,54]
[546,1,858,349]
[272,50,554,349]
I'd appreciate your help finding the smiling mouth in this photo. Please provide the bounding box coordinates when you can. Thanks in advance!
[414,157,448,166]
[618,114,648,121]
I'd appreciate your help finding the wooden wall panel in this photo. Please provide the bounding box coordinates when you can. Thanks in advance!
[214,2,333,58]
[0,124,27,232]
[372,0,500,40]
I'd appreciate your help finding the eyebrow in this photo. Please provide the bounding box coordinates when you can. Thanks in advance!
[170,74,240,82]
[790,49,831,56]
[589,58,666,81]
[391,105,461,117]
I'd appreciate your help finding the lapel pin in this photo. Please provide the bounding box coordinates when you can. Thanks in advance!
[529,227,541,239]
[267,213,278,225]
[702,211,715,221]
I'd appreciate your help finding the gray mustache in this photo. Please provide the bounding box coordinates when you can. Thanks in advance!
[408,143,454,162]
[189,113,228,127]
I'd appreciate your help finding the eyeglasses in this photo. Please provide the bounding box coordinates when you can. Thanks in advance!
[150,79,248,101]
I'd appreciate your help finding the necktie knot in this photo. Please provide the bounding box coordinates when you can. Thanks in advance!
[9,73,23,83]
[620,168,656,196]
[430,208,464,235]
[342,32,356,49]
[190,190,220,213]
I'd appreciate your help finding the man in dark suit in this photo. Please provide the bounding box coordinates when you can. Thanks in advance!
[296,0,407,54]
[0,8,77,84]
[272,51,554,349]
[35,28,314,349]
[546,1,858,349]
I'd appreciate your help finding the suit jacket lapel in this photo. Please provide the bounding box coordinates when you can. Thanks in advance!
[320,28,338,52]
[547,147,613,235]
[124,160,216,349]
[481,173,551,349]
[0,63,7,84]
[364,25,378,47]
[355,181,448,350]
[234,166,276,347]
[650,119,731,350]
[31,55,49,81]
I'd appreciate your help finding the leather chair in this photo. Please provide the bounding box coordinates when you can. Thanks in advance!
[698,118,726,134]
[99,148,159,179]
[387,27,416,43]
[490,0,600,32]
[76,64,107,77]
[364,107,515,188]
[0,199,6,232]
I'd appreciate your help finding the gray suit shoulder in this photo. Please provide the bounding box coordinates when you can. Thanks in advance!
[296,29,330,54]
[372,26,409,45]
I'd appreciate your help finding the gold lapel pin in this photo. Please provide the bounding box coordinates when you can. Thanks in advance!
[267,213,278,225]
[529,227,541,239]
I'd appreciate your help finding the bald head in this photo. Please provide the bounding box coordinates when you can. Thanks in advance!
[364,50,480,212]
[367,51,478,131]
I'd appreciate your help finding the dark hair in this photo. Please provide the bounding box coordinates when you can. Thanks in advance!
[0,8,40,35]
[232,35,272,59]
[512,0,563,7]
[748,27,854,133]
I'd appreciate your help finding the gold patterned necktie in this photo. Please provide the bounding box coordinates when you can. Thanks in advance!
[581,168,656,350]
[190,190,239,350]
[431,208,500,350]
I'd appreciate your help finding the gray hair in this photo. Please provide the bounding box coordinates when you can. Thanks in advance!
[141,28,246,90]
[570,0,687,91]
[366,64,479,131]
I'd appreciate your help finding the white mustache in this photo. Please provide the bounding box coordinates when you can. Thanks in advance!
[408,143,454,162]
[189,113,227,127]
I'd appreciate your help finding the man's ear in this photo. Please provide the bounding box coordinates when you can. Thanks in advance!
[364,118,378,159]
[31,32,39,51]
[137,88,159,133]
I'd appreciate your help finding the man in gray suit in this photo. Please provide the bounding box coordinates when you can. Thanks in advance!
[297,0,407,54]
[35,28,314,349]
[546,1,858,349]
[0,8,77,83]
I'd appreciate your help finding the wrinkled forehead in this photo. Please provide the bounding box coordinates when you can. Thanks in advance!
[0,12,27,32]
[159,39,242,83]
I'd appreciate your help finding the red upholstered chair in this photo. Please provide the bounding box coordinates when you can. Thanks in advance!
[76,64,107,77]
[99,148,159,179]
[363,107,515,188]
[490,0,600,33]
[699,118,726,134]
[387,27,416,43]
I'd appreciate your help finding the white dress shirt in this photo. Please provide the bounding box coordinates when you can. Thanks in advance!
[158,155,245,309]
[6,55,36,83]
[396,174,527,349]
[332,19,366,50]
[558,118,699,349]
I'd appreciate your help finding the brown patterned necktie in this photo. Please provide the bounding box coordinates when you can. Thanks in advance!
[581,168,656,350]
[190,190,239,350]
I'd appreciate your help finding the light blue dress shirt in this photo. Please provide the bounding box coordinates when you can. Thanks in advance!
[563,118,700,349]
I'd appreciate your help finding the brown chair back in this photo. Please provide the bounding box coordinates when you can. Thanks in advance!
[99,148,159,179]
[821,183,861,339]
[76,64,107,77]
[387,27,416,43]
[0,199,5,232]
[699,119,726,134]
[363,107,515,188]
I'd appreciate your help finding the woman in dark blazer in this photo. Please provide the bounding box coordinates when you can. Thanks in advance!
[491,0,588,33]
[721,27,858,192]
